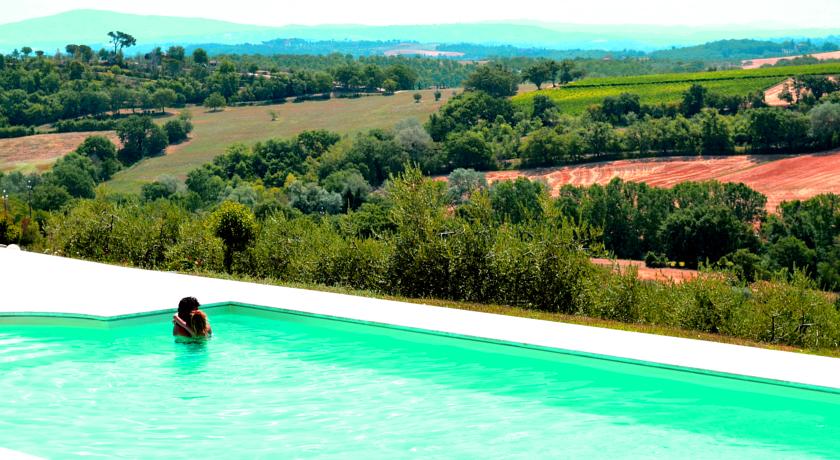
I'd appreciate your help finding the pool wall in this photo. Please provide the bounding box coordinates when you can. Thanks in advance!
[2,248,840,392]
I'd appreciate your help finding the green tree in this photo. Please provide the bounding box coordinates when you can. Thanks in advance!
[186,168,225,204]
[192,48,209,65]
[382,79,398,94]
[557,60,583,84]
[116,116,169,165]
[490,178,547,224]
[767,236,816,275]
[151,88,177,113]
[287,181,343,215]
[413,92,422,103]
[445,131,495,171]
[810,102,840,148]
[385,64,418,90]
[32,183,71,211]
[698,108,734,154]
[681,84,708,117]
[532,94,557,124]
[447,168,487,204]
[463,64,518,98]
[75,135,120,181]
[426,91,514,141]
[522,60,555,90]
[204,92,226,112]
[323,169,372,211]
[107,31,136,56]
[211,201,257,272]
[48,153,97,198]
[521,127,565,167]
[660,205,756,266]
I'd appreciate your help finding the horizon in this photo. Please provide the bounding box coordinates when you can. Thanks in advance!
[2,2,839,29]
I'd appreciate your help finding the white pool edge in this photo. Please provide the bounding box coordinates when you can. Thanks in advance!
[2,249,840,391]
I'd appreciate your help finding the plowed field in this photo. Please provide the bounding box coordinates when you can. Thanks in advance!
[486,151,840,212]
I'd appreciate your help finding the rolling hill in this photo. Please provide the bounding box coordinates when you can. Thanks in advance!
[2,9,839,55]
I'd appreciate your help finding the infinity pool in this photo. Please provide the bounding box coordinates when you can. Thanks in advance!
[1,308,838,459]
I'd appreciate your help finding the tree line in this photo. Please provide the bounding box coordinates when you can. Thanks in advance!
[2,166,839,352]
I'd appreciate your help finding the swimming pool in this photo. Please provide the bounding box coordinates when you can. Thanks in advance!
[1,307,838,459]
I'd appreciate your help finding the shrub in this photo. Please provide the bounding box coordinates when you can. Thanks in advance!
[741,272,840,348]
[0,126,35,139]
[210,201,257,272]
[316,238,391,292]
[165,219,224,272]
[54,118,117,133]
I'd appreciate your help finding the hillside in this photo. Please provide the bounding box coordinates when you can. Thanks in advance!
[486,151,840,212]
[105,89,451,193]
[3,10,840,54]
[650,38,838,62]
[513,62,840,113]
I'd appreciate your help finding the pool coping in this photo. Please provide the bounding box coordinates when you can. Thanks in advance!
[2,249,840,393]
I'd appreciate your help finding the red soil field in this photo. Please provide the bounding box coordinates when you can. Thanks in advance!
[486,150,840,212]
[742,50,840,69]
[763,78,795,107]
[591,258,698,283]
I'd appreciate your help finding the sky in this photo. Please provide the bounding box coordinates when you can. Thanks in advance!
[2,0,839,28]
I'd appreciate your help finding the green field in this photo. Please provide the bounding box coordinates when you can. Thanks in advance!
[567,62,840,87]
[105,89,452,193]
[513,62,840,114]
[513,77,783,113]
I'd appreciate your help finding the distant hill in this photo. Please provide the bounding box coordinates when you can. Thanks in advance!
[0,10,278,52]
[651,39,839,62]
[187,39,645,60]
[2,9,839,54]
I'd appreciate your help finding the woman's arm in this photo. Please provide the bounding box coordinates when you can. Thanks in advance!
[173,314,197,337]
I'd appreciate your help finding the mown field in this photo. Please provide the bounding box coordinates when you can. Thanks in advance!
[513,62,840,113]
[104,89,453,193]
[0,131,120,173]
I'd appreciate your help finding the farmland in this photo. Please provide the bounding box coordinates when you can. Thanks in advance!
[485,149,840,212]
[742,51,840,69]
[513,77,782,113]
[104,89,452,193]
[566,62,840,87]
[0,131,120,173]
[513,62,840,113]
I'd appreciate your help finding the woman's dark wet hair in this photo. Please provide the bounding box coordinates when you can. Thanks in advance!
[178,297,200,321]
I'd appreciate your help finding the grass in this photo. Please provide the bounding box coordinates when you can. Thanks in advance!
[0,131,120,173]
[567,62,840,87]
[173,267,840,359]
[105,89,453,193]
[513,77,783,114]
[513,61,840,114]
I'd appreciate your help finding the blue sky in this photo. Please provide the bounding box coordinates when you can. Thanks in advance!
[3,0,840,28]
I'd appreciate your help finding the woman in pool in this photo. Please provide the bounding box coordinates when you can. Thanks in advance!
[173,297,212,338]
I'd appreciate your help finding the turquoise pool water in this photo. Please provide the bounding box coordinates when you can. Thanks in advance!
[1,309,838,459]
